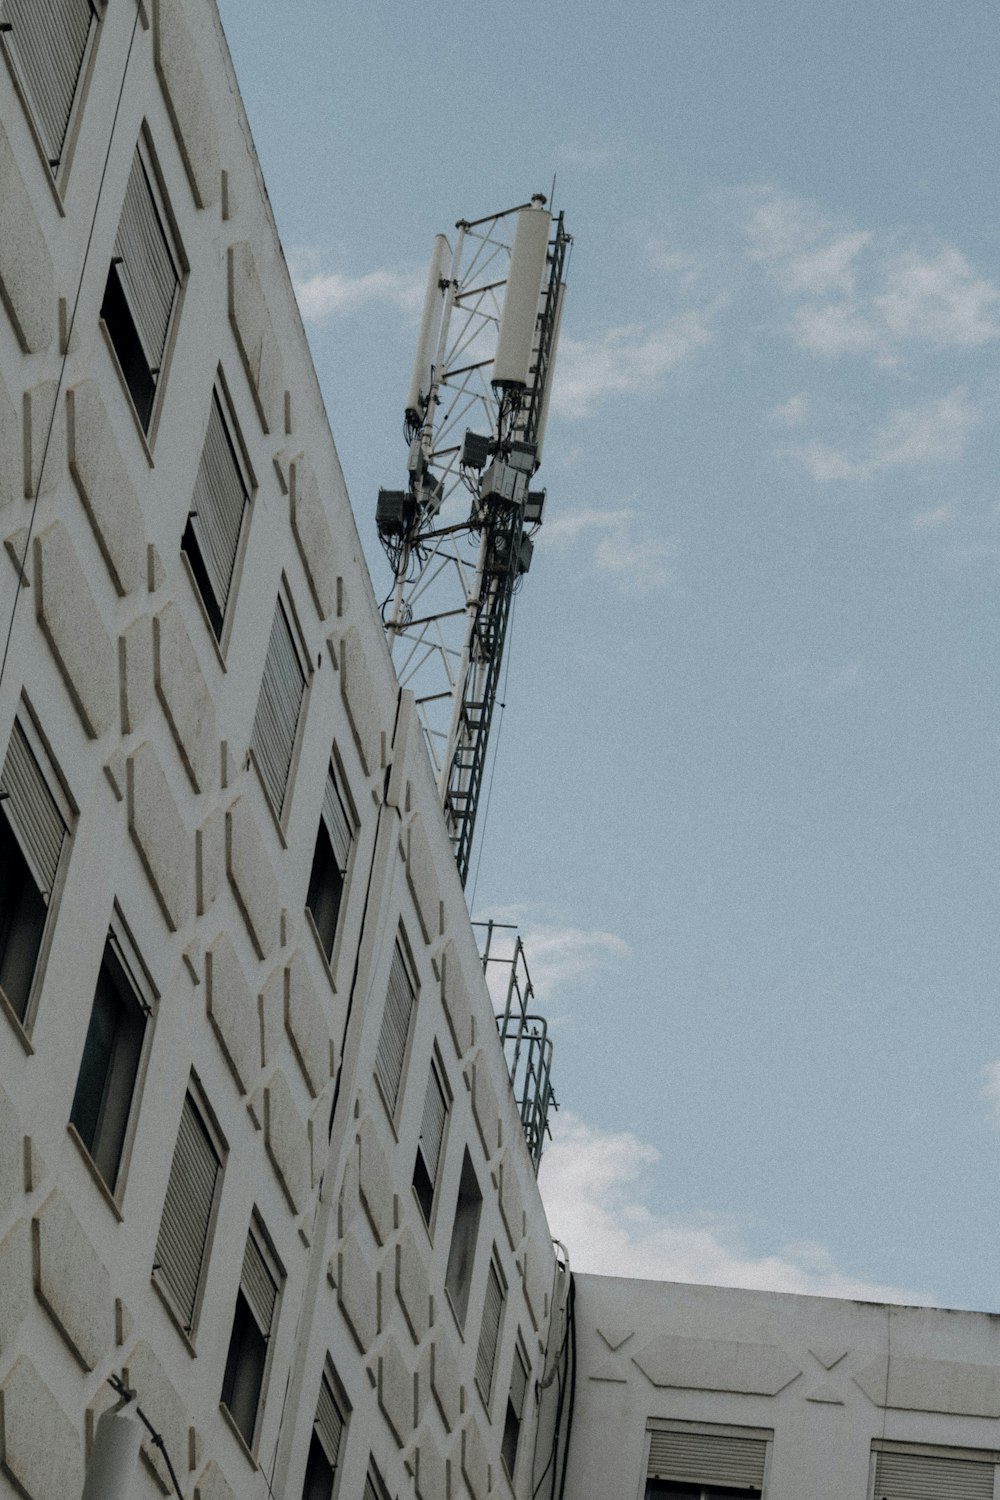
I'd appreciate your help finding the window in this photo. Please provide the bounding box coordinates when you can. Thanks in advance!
[301,1369,346,1500]
[475,1255,505,1408]
[221,1220,281,1451]
[872,1445,996,1500]
[153,1086,222,1335]
[645,1426,769,1499]
[0,717,68,1023]
[373,938,416,1116]
[363,1463,389,1500]
[412,1057,448,1225]
[249,595,307,819]
[101,137,180,431]
[501,1340,529,1480]
[444,1148,482,1330]
[0,0,95,175]
[182,386,250,639]
[69,931,149,1193]
[306,763,352,962]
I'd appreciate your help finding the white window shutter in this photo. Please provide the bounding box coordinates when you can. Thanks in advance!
[374,943,414,1111]
[3,0,93,164]
[114,149,178,369]
[322,770,352,870]
[154,1094,219,1329]
[647,1430,767,1488]
[1,720,66,894]
[250,599,306,815]
[417,1067,447,1186]
[476,1261,505,1401]
[241,1231,277,1336]
[190,394,247,615]
[314,1375,344,1468]
[874,1451,994,1500]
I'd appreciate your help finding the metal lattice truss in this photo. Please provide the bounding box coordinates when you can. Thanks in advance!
[384,203,568,883]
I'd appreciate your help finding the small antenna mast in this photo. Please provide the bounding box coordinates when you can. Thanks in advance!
[377,195,571,887]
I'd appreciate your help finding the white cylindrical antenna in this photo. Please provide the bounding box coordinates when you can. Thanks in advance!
[492,199,551,389]
[532,281,566,465]
[405,233,451,426]
[81,1409,143,1500]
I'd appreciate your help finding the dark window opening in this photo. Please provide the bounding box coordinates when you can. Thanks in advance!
[646,1487,760,1499]
[306,819,344,961]
[181,515,224,637]
[101,263,155,429]
[412,1062,448,1225]
[301,1431,335,1500]
[444,1148,482,1329]
[501,1344,529,1479]
[0,813,46,1020]
[69,939,145,1189]
[221,1288,267,1446]
[182,391,249,638]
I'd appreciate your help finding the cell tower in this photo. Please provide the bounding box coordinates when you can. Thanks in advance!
[377,195,570,886]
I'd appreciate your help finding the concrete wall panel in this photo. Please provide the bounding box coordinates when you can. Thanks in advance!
[0,1356,82,1499]
[206,932,258,1091]
[128,741,195,931]
[290,455,337,620]
[32,1189,113,1370]
[0,123,54,353]
[154,602,218,792]
[226,795,279,958]
[34,521,116,738]
[153,0,221,209]
[67,380,145,595]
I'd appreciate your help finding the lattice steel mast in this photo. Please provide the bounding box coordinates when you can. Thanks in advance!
[377,196,570,886]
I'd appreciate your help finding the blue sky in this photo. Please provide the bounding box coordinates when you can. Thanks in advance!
[216,1,1000,1309]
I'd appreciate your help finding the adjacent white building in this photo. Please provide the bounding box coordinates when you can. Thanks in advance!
[0,4,996,1500]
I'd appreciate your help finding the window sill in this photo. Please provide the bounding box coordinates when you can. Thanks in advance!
[66,1124,124,1222]
[0,986,33,1056]
[218,1401,260,1470]
[150,1272,198,1359]
[97,320,156,467]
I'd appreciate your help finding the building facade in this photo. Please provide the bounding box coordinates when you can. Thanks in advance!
[0,4,998,1500]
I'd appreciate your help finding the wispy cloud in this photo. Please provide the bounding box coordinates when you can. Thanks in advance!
[745,187,1000,363]
[545,507,677,591]
[786,388,980,483]
[539,1112,933,1302]
[769,392,809,428]
[554,139,623,171]
[980,1062,1000,1123]
[910,502,956,531]
[553,312,713,420]
[289,251,425,323]
[476,911,629,1006]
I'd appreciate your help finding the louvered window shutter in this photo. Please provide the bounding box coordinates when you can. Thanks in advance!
[114,149,178,371]
[241,1231,277,1336]
[190,394,247,617]
[3,0,94,166]
[251,599,306,815]
[647,1431,767,1489]
[374,942,415,1111]
[874,1451,995,1500]
[509,1345,529,1418]
[417,1068,447,1187]
[154,1094,219,1330]
[323,771,352,871]
[476,1261,505,1401]
[363,1470,382,1500]
[314,1375,344,1469]
[1,721,66,895]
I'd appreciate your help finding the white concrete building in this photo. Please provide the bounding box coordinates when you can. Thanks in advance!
[0,4,997,1500]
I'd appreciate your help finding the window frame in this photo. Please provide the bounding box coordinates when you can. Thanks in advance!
[0,0,100,197]
[372,930,418,1128]
[300,1362,349,1500]
[500,1334,530,1483]
[0,706,74,1039]
[248,583,312,831]
[304,751,356,974]
[643,1421,773,1500]
[220,1214,283,1458]
[98,127,185,445]
[444,1146,483,1334]
[869,1439,1000,1500]
[180,369,254,654]
[67,909,156,1208]
[475,1250,506,1414]
[151,1075,226,1347]
[411,1048,451,1232]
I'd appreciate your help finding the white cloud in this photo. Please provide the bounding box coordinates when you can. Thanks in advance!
[553,313,712,420]
[538,1112,932,1302]
[744,188,1000,362]
[544,507,677,592]
[787,389,979,484]
[911,502,956,531]
[981,1061,1000,1123]
[289,254,425,323]
[554,139,622,171]
[769,392,809,428]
